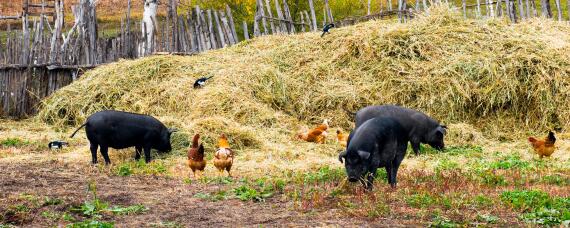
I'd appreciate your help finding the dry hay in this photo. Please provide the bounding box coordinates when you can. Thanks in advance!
[35,6,570,174]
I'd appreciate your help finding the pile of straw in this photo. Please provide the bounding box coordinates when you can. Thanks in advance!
[38,6,570,155]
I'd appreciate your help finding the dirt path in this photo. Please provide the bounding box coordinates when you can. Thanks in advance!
[0,160,421,227]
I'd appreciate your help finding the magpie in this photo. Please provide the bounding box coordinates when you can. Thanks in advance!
[193,76,214,89]
[48,140,68,150]
[321,23,335,37]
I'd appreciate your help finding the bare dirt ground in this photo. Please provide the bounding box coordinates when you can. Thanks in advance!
[0,160,422,227]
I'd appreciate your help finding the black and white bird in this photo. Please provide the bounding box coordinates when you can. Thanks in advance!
[321,23,335,37]
[48,141,68,150]
[193,76,214,89]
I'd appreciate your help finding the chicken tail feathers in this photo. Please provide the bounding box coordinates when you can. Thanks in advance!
[547,131,556,144]
[192,134,200,148]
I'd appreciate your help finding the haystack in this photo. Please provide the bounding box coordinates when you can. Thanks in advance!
[37,6,570,159]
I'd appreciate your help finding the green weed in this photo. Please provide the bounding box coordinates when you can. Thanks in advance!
[0,138,30,147]
[66,220,114,228]
[500,190,570,226]
[43,197,63,206]
[406,193,437,208]
[488,154,530,170]
[233,185,273,202]
[429,215,459,227]
[41,211,60,221]
[477,214,499,224]
[193,191,230,202]
[107,205,148,215]
[301,166,345,185]
[542,174,570,186]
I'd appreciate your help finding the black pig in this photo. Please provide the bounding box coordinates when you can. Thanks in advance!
[351,105,446,155]
[70,110,175,164]
[339,117,408,190]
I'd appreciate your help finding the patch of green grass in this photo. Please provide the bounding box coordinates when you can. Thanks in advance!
[233,185,273,202]
[488,154,530,170]
[477,214,499,224]
[472,194,494,208]
[113,160,168,176]
[0,138,30,147]
[367,201,390,218]
[117,164,133,176]
[429,215,459,227]
[500,190,570,226]
[66,220,114,228]
[301,166,345,185]
[193,191,230,202]
[435,158,460,172]
[476,169,507,186]
[41,210,60,221]
[107,204,148,216]
[43,197,63,206]
[542,174,570,186]
[150,221,183,228]
[183,178,192,185]
[62,212,75,222]
[406,193,437,208]
[12,204,30,213]
[442,145,483,156]
[199,176,233,185]
[500,190,551,211]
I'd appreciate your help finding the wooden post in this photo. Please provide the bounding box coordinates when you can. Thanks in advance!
[518,0,525,19]
[169,0,178,52]
[380,0,384,12]
[476,0,481,17]
[308,0,317,31]
[398,0,403,22]
[541,0,552,18]
[213,11,226,47]
[264,0,277,34]
[488,0,495,17]
[389,0,393,11]
[258,0,269,35]
[300,12,306,32]
[324,0,334,23]
[531,0,538,17]
[254,4,261,37]
[462,0,467,18]
[368,0,372,15]
[49,0,63,62]
[423,0,428,13]
[322,7,327,27]
[282,0,295,33]
[496,0,503,16]
[525,0,531,18]
[207,10,217,49]
[554,0,562,21]
[221,11,235,45]
[225,5,238,43]
[415,0,420,10]
[304,11,312,31]
[142,0,158,54]
[243,21,250,40]
[274,0,287,33]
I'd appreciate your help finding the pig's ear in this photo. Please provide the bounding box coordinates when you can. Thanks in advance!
[437,126,447,135]
[338,150,347,163]
[357,150,371,160]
